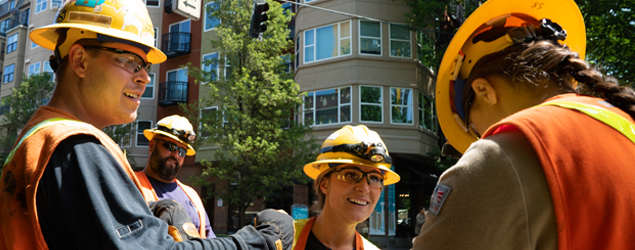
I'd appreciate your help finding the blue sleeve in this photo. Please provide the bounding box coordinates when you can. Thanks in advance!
[36,135,278,250]
[205,212,216,238]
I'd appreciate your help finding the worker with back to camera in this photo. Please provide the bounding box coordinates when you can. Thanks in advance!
[295,125,400,250]
[413,0,635,249]
[0,0,293,249]
[136,115,216,239]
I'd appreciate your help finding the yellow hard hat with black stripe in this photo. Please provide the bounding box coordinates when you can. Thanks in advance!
[29,0,166,65]
[144,115,197,156]
[436,0,586,153]
[303,125,400,185]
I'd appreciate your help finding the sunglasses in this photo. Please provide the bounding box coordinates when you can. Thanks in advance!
[331,167,385,189]
[156,139,187,157]
[83,46,152,74]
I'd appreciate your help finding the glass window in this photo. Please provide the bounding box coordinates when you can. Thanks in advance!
[167,68,188,101]
[145,0,160,7]
[36,0,47,14]
[43,61,55,82]
[28,62,41,76]
[390,24,411,58]
[0,96,10,115]
[303,21,351,63]
[7,34,18,53]
[360,86,383,123]
[390,87,413,124]
[136,121,152,146]
[51,0,62,8]
[142,73,155,99]
[3,64,15,84]
[359,20,381,55]
[204,2,220,32]
[200,106,218,138]
[202,52,219,82]
[9,0,15,9]
[418,92,437,133]
[31,40,39,49]
[304,86,351,126]
[0,19,9,34]
[295,36,300,68]
[154,27,159,48]
[224,56,232,80]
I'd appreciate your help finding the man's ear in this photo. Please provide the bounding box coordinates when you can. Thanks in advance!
[471,77,498,105]
[67,44,88,78]
[319,178,330,195]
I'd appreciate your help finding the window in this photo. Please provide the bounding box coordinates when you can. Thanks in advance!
[28,62,41,76]
[9,0,15,9]
[136,121,152,146]
[170,20,191,33]
[36,0,48,14]
[142,73,155,99]
[200,106,218,138]
[390,88,413,124]
[7,34,18,53]
[3,64,15,84]
[360,86,383,123]
[390,24,411,58]
[145,0,160,7]
[51,0,62,9]
[31,40,39,49]
[304,86,351,126]
[154,27,159,48]
[0,19,9,34]
[295,36,300,68]
[224,56,232,80]
[167,68,188,101]
[0,96,10,115]
[359,20,381,55]
[43,61,55,82]
[204,2,220,32]
[0,43,4,60]
[202,52,219,82]
[304,21,351,63]
[419,92,437,133]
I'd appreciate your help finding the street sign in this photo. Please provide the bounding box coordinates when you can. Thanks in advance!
[172,0,201,21]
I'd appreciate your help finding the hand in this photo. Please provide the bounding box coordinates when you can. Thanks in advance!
[254,209,294,250]
[148,199,200,241]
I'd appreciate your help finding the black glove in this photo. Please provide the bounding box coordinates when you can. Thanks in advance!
[254,209,294,250]
[148,199,201,241]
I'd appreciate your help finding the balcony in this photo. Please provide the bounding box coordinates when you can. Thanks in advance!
[158,81,188,107]
[162,32,191,58]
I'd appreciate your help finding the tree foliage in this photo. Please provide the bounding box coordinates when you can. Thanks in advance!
[186,0,319,227]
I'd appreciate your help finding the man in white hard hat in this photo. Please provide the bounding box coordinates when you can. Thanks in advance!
[0,1,292,249]
[136,115,215,239]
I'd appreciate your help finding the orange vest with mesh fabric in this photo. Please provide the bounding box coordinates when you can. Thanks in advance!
[293,217,378,250]
[135,171,208,238]
[0,106,148,250]
[482,94,635,249]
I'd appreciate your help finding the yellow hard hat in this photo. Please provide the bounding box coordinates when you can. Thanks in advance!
[303,125,400,185]
[29,0,166,64]
[436,0,586,153]
[144,115,197,156]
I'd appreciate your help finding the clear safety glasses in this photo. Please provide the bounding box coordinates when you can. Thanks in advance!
[83,46,152,74]
[332,167,385,189]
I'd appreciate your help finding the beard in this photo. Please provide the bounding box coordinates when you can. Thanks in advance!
[149,147,182,181]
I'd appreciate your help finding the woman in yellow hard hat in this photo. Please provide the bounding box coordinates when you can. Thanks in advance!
[414,0,635,249]
[295,125,400,250]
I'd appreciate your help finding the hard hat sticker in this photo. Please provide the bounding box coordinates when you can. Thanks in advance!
[326,132,340,141]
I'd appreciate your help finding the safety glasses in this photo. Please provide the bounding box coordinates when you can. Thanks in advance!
[156,139,187,157]
[332,167,385,189]
[83,46,152,74]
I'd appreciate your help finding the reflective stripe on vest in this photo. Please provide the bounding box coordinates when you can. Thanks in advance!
[538,101,635,144]
[3,118,73,167]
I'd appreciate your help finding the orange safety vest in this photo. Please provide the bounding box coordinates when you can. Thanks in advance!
[482,94,635,250]
[293,217,378,250]
[135,172,208,238]
[0,106,148,250]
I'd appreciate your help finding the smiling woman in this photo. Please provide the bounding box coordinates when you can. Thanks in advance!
[295,125,400,250]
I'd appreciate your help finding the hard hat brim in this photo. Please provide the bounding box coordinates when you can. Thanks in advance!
[29,23,167,64]
[436,0,586,153]
[144,129,196,156]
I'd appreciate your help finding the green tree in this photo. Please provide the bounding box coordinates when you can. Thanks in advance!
[0,73,55,168]
[187,0,319,226]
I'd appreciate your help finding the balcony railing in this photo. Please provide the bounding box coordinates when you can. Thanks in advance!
[158,81,188,107]
[162,32,191,58]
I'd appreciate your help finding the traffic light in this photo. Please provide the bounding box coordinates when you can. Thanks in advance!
[249,0,269,38]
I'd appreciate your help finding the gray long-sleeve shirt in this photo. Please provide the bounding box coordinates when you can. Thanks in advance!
[36,134,277,250]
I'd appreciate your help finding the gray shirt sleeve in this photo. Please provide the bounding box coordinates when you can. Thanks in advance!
[412,131,557,250]
[36,134,277,250]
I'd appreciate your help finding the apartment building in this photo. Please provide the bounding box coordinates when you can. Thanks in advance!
[294,0,440,245]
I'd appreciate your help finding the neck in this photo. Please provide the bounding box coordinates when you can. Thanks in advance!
[311,210,357,250]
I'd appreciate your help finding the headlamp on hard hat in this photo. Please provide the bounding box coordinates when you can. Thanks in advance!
[155,125,196,145]
[320,142,392,164]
